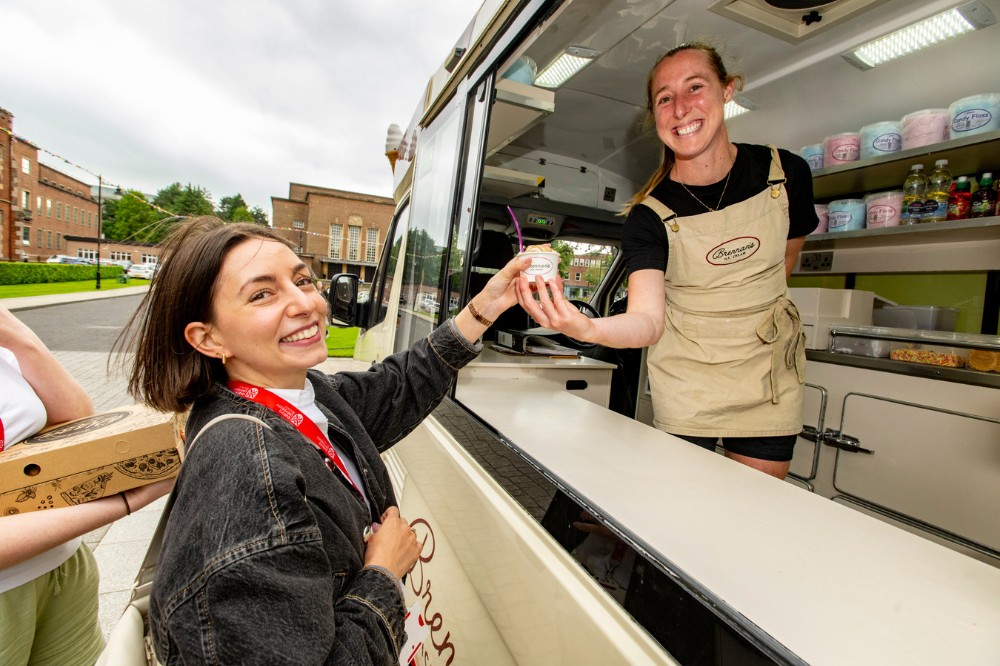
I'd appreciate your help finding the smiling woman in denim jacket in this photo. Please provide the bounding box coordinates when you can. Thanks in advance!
[119,217,530,665]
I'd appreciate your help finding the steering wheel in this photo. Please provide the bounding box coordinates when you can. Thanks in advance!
[565,299,601,349]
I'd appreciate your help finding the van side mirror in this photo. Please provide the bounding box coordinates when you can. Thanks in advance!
[328,273,361,327]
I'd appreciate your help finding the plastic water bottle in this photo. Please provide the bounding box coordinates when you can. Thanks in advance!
[947,176,972,220]
[924,159,953,223]
[901,164,928,224]
[970,173,996,218]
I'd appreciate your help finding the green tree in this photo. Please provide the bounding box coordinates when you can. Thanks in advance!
[154,183,214,217]
[249,206,268,226]
[102,190,165,243]
[583,252,614,289]
[551,240,575,279]
[217,194,248,221]
[230,206,255,222]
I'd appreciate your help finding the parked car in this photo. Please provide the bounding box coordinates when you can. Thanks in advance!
[45,254,87,265]
[420,296,439,314]
[126,263,157,279]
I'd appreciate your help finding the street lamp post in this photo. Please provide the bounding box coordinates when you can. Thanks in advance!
[96,175,103,289]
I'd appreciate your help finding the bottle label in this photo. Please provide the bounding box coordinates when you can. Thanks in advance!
[872,133,901,152]
[952,109,992,133]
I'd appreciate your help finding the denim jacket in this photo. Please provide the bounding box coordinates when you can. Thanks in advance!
[150,322,481,665]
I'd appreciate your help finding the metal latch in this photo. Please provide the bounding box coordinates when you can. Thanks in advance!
[799,425,821,442]
[821,428,874,455]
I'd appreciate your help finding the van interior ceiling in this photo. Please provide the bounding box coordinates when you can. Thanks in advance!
[479,0,999,213]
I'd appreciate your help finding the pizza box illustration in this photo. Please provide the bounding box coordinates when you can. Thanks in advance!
[0,404,183,515]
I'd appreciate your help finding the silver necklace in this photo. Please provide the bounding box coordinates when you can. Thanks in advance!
[676,167,732,212]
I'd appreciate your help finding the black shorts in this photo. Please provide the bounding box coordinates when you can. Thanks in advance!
[674,433,796,462]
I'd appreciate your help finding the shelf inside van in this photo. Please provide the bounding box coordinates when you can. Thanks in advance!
[486,78,555,157]
[482,165,544,198]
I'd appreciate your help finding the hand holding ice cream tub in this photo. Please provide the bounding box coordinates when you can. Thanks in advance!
[519,243,561,282]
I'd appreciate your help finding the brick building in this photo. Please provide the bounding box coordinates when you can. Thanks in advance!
[1,106,104,263]
[564,250,613,299]
[271,184,394,282]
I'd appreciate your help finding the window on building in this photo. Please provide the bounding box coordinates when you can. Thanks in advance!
[56,202,62,220]
[46,231,52,249]
[142,254,157,264]
[47,200,52,217]
[36,195,42,211]
[329,224,343,260]
[79,249,96,262]
[21,190,30,210]
[110,251,131,262]
[348,226,360,262]
[292,220,304,229]
[56,233,62,249]
[575,272,582,281]
[21,157,30,174]
[22,226,30,244]
[37,229,42,247]
[366,228,378,263]
[73,207,78,224]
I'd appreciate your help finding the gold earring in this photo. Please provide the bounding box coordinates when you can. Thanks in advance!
[220,352,226,365]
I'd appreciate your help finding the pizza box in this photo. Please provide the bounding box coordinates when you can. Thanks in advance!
[0,404,183,516]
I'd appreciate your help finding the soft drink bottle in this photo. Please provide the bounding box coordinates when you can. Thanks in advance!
[947,176,972,221]
[901,164,928,224]
[970,173,996,218]
[924,159,952,223]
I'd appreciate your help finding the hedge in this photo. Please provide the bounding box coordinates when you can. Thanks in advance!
[0,262,124,286]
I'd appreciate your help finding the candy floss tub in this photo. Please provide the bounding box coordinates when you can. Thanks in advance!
[949,93,1000,139]
[901,108,949,149]
[823,133,860,165]
[812,204,829,234]
[859,121,902,159]
[800,144,824,170]
[865,191,903,228]
[828,199,866,232]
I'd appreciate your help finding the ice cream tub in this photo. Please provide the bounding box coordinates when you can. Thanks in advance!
[859,121,901,159]
[827,199,866,232]
[864,190,903,228]
[800,144,824,170]
[812,204,829,234]
[901,108,949,149]
[519,247,560,282]
[823,133,860,165]
[948,93,1000,139]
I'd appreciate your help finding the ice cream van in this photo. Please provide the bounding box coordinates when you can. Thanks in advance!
[106,1,1000,663]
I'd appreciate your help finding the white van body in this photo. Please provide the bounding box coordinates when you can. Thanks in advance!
[328,0,1000,663]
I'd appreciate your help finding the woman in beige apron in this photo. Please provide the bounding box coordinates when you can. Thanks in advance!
[517,43,817,480]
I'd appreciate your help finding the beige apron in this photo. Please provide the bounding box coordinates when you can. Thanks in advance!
[642,145,806,437]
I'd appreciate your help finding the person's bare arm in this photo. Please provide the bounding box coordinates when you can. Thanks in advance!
[0,479,173,569]
[784,237,806,280]
[515,268,666,349]
[0,304,92,424]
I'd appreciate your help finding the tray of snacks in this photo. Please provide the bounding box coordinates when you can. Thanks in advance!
[828,326,1000,373]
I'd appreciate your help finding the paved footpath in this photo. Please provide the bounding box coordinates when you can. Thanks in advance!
[5,287,355,642]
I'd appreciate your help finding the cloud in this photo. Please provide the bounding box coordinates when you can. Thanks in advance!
[1,0,479,211]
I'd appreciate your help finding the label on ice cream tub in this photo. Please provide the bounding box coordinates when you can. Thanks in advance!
[952,108,993,133]
[828,211,853,230]
[872,132,901,152]
[866,205,898,228]
[831,144,859,162]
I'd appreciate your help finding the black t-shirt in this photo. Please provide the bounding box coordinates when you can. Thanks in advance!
[622,144,819,276]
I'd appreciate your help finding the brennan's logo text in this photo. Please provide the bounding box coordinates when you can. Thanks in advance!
[706,236,760,265]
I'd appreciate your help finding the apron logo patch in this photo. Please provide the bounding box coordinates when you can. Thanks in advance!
[706,236,760,265]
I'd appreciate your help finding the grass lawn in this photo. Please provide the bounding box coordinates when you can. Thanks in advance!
[0,279,148,298]
[326,326,359,358]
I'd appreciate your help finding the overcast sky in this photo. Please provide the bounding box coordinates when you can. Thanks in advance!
[2,1,481,214]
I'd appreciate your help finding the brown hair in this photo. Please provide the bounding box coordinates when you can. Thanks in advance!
[115,216,292,412]
[622,43,745,215]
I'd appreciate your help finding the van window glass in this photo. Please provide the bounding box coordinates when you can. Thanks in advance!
[369,203,409,328]
[394,103,463,353]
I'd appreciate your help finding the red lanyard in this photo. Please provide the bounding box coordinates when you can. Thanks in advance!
[0,416,5,452]
[227,381,365,500]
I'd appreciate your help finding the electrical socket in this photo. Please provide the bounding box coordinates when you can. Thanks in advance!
[799,251,834,272]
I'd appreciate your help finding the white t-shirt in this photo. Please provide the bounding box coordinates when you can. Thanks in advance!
[0,346,82,593]
[272,380,373,518]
